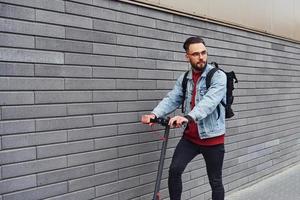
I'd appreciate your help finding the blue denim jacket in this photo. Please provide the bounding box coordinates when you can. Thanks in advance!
[152,63,227,139]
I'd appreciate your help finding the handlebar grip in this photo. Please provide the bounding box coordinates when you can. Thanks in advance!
[149,118,157,123]
[150,117,170,126]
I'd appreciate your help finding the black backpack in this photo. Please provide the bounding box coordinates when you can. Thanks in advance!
[181,62,238,119]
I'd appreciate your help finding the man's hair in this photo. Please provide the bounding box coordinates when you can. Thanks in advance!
[183,36,206,52]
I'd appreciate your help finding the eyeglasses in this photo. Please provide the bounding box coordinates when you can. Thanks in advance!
[187,50,207,57]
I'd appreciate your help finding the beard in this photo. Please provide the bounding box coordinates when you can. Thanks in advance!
[191,61,207,72]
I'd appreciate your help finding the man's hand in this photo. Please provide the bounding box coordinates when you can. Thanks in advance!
[168,116,188,128]
[141,114,156,126]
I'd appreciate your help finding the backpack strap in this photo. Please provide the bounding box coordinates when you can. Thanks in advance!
[181,71,189,113]
[206,67,219,88]
[206,66,222,119]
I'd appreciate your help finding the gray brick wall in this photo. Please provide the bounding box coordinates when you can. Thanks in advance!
[0,0,299,199]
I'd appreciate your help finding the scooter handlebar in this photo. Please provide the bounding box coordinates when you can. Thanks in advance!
[149,117,170,126]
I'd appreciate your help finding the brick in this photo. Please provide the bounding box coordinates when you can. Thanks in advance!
[139,151,161,164]
[93,91,137,102]
[37,140,94,158]
[156,80,175,89]
[93,19,138,35]
[44,188,95,200]
[174,71,184,79]
[265,139,280,147]
[37,164,94,186]
[117,181,153,199]
[70,0,92,4]
[65,1,93,17]
[67,148,117,167]
[67,102,117,115]
[0,77,64,90]
[66,1,116,21]
[116,57,156,69]
[156,20,185,33]
[0,119,35,136]
[95,182,118,197]
[36,37,93,53]
[35,91,92,104]
[117,101,157,112]
[138,90,167,100]
[108,0,138,13]
[36,10,92,29]
[96,176,139,197]
[2,182,68,200]
[174,51,186,62]
[138,27,173,41]
[2,104,67,120]
[138,69,173,80]
[0,32,34,48]
[116,12,155,28]
[0,62,34,76]
[93,193,118,200]
[137,48,174,60]
[65,27,116,44]
[93,43,137,57]
[223,162,248,177]
[67,125,117,141]
[35,64,92,78]
[0,3,35,20]
[247,143,266,153]
[1,156,67,178]
[95,134,139,150]
[116,34,139,46]
[95,155,139,174]
[0,18,65,38]
[92,0,109,8]
[117,122,153,135]
[118,141,159,157]
[92,5,116,20]
[0,92,34,105]
[117,34,175,51]
[0,0,64,12]
[2,130,67,149]
[256,160,273,171]
[0,147,36,165]
[93,112,138,126]
[36,116,93,132]
[0,175,36,194]
[0,48,64,64]
[65,78,115,90]
[68,171,118,192]
[156,60,188,71]
[116,80,156,90]
[65,53,115,66]
[138,6,172,21]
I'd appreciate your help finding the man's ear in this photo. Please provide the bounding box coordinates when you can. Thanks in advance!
[185,54,190,62]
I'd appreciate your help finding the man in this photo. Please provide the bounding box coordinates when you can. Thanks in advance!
[141,36,227,200]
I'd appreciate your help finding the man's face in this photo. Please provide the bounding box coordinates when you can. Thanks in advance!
[185,43,207,72]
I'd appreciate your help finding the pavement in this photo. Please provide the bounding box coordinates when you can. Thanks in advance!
[225,163,300,200]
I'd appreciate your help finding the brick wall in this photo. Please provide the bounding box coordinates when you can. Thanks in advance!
[0,0,300,199]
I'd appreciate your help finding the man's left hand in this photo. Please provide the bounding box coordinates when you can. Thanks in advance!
[168,116,188,128]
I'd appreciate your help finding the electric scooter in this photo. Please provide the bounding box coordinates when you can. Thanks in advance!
[149,117,171,200]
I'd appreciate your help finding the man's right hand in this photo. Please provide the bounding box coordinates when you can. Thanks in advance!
[141,114,156,126]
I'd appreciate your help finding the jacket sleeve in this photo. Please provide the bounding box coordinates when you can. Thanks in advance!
[188,70,226,121]
[151,74,184,118]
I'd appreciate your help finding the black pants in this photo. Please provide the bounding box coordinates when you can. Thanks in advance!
[168,137,225,200]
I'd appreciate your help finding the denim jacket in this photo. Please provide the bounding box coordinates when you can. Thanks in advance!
[152,63,227,139]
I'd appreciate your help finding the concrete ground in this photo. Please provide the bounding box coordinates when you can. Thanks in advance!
[225,164,300,200]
